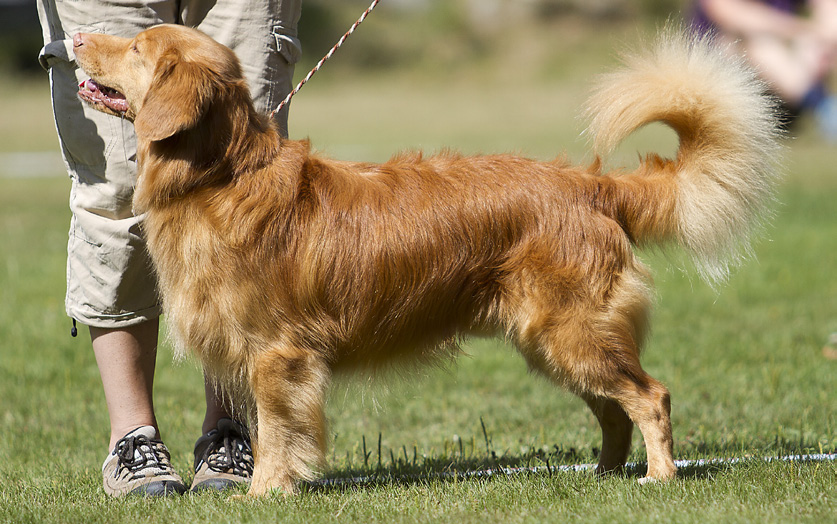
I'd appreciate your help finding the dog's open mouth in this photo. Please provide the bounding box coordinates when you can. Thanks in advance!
[78,79,129,113]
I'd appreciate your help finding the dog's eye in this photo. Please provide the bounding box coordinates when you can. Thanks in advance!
[130,42,139,54]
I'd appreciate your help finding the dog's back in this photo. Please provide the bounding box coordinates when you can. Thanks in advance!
[235,27,781,369]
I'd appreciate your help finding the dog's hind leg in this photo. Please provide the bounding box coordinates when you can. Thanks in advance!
[247,350,330,497]
[532,330,675,483]
[595,373,675,483]
[581,395,634,476]
[513,267,675,483]
[519,337,670,481]
[585,270,676,483]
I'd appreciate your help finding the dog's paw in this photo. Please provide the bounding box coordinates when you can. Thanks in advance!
[637,476,659,486]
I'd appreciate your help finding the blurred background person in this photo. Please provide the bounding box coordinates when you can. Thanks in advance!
[693,0,837,138]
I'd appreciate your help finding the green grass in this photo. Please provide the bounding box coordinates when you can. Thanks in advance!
[1,17,835,524]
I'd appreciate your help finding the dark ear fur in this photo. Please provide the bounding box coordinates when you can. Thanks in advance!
[134,54,215,141]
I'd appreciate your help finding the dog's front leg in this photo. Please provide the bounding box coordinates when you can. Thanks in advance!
[247,350,330,497]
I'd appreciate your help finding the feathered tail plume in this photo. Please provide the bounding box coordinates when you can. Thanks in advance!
[585,28,782,285]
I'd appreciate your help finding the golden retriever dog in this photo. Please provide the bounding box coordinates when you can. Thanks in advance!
[73,24,779,496]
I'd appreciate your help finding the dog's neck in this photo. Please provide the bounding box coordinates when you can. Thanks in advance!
[133,91,283,212]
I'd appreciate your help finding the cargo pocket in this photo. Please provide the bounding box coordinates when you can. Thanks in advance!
[65,202,160,324]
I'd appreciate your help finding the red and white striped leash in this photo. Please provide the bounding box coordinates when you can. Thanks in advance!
[270,0,382,119]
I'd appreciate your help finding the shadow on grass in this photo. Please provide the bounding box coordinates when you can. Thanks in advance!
[301,445,836,493]
[303,444,594,493]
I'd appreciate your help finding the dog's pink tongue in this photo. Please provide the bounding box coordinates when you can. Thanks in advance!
[79,79,129,112]
[80,79,100,93]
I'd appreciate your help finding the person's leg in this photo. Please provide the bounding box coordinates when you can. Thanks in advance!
[191,376,255,492]
[202,375,246,434]
[182,0,301,491]
[184,0,301,432]
[192,395,255,491]
[94,318,187,497]
[36,0,173,332]
[92,319,160,451]
[185,0,301,436]
[36,0,184,496]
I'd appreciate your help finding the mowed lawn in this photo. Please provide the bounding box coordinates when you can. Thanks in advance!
[1,24,835,523]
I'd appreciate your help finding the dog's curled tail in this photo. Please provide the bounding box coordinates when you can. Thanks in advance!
[585,29,782,285]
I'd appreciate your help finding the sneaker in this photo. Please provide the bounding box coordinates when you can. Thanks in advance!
[102,426,187,497]
[190,418,254,492]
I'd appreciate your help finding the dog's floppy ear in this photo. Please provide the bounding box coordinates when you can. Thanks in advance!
[134,54,214,141]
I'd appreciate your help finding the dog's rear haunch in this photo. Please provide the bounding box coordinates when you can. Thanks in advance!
[73,25,780,496]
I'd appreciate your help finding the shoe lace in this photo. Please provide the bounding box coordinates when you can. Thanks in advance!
[113,434,175,480]
[198,426,254,478]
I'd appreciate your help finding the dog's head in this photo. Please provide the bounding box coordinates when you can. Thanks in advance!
[74,24,248,142]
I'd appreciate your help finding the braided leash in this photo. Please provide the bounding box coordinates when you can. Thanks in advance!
[270,0,382,119]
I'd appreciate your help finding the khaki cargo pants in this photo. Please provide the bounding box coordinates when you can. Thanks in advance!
[37,0,301,328]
